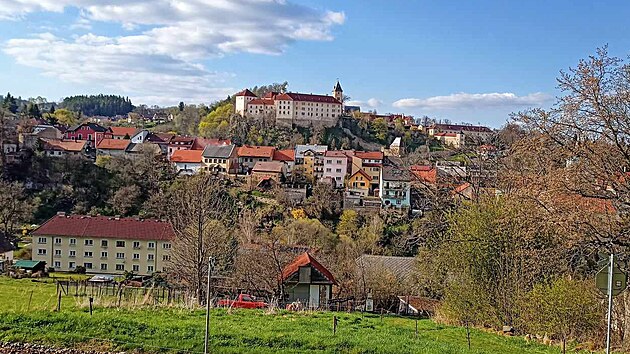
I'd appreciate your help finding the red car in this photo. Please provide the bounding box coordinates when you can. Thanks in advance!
[217,294,267,309]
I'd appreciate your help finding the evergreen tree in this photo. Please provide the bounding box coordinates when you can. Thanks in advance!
[178,101,185,112]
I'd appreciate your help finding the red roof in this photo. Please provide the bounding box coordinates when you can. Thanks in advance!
[355,151,384,160]
[238,145,275,158]
[410,165,437,184]
[170,149,203,163]
[273,149,295,162]
[325,150,353,158]
[235,89,257,97]
[275,92,341,104]
[110,127,138,137]
[97,138,130,150]
[281,252,337,285]
[32,215,175,241]
[41,138,86,152]
[249,98,275,106]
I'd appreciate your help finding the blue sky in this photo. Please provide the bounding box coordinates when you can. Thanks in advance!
[0,0,629,127]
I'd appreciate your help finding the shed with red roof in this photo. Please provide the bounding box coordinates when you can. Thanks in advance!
[282,252,336,309]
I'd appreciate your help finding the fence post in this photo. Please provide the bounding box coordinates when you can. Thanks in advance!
[333,316,338,335]
[28,290,33,311]
[89,297,93,316]
[380,308,383,323]
[57,290,61,311]
[415,317,418,338]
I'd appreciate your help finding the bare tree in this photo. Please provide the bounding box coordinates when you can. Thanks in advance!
[164,174,237,304]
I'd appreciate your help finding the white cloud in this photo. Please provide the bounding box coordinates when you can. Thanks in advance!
[0,0,345,105]
[392,92,551,110]
[347,98,382,109]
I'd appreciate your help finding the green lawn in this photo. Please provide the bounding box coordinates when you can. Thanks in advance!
[0,276,574,353]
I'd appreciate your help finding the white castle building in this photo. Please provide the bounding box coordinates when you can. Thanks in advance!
[234,81,344,128]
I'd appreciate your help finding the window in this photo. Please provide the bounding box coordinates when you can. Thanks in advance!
[38,237,47,244]
[147,265,154,273]
[116,253,125,259]
[336,169,342,173]
[55,249,62,256]
[116,241,125,247]
[100,263,108,271]
[133,241,140,249]
[69,250,76,257]
[69,262,75,269]
[37,249,46,255]
[116,264,124,271]
[162,243,171,249]
[84,263,93,269]
[54,261,61,268]
[54,238,62,244]
[147,254,155,261]
[162,255,171,261]
[148,242,155,249]
[101,240,108,247]
[132,265,139,272]
[101,251,107,258]
[84,239,93,246]
[84,251,93,258]
[133,253,140,260]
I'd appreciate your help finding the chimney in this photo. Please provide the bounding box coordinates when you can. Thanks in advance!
[56,212,66,217]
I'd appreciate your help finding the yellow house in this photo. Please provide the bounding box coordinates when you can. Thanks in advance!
[351,151,383,193]
[346,169,372,197]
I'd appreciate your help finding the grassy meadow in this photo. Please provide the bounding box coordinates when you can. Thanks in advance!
[0,276,582,353]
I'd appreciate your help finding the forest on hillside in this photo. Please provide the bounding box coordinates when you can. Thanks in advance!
[61,94,134,117]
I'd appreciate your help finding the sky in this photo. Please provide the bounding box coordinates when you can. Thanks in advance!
[0,1,629,128]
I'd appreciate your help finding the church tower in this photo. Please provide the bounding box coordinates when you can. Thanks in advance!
[333,80,343,103]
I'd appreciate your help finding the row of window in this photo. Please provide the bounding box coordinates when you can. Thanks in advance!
[325,168,343,173]
[204,158,228,164]
[40,237,170,249]
[42,248,170,261]
[325,159,344,164]
[58,261,162,273]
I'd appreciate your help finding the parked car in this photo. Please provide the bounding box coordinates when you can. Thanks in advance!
[217,294,267,309]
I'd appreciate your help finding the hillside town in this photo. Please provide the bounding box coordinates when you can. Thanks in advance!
[0,9,629,351]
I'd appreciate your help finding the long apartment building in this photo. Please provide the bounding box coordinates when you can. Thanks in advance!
[234,81,345,128]
[31,213,175,276]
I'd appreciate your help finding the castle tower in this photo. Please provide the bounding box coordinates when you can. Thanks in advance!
[333,80,343,103]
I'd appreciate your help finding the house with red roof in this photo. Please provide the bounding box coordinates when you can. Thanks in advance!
[31,213,175,275]
[238,145,276,174]
[282,252,336,309]
[273,149,296,176]
[170,149,204,175]
[110,127,138,140]
[234,80,345,128]
[352,151,384,192]
[428,123,493,144]
[40,138,88,158]
[96,138,130,157]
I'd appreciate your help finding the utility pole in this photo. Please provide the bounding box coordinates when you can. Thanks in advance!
[606,252,614,354]
[204,256,215,354]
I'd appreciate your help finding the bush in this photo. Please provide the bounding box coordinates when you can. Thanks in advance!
[74,266,86,274]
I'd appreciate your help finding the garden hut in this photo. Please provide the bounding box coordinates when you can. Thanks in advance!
[282,252,337,309]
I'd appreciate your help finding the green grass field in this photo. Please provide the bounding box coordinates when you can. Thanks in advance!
[0,276,574,353]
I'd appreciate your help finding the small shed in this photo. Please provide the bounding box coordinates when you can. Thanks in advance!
[13,260,46,273]
[398,296,440,317]
[282,252,337,309]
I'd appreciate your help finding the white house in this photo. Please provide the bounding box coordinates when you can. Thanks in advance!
[170,149,204,175]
